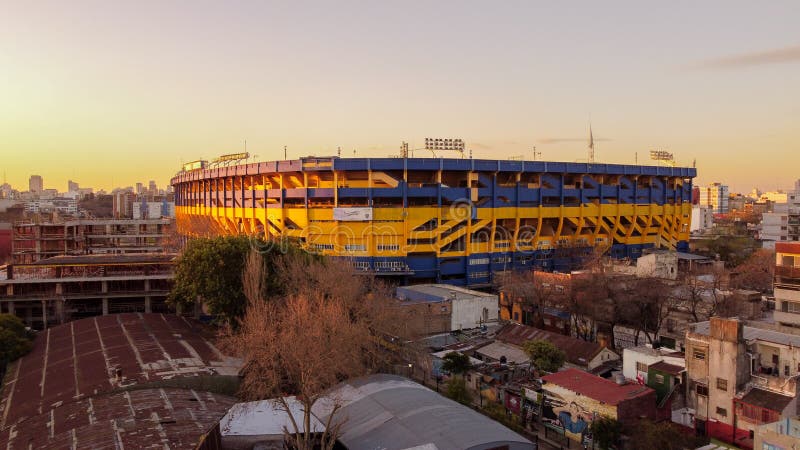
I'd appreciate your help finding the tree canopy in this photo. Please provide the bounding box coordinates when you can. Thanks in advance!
[168,236,311,323]
[220,251,414,450]
[522,339,566,373]
[0,314,32,366]
[441,352,471,376]
[590,416,622,450]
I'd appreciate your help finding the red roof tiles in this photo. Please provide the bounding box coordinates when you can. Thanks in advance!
[542,368,654,406]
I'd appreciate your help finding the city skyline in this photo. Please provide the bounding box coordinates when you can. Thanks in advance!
[2,1,799,192]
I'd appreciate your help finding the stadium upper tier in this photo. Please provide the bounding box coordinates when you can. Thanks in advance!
[172,156,695,287]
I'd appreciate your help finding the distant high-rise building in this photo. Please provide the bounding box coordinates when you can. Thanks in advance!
[149,180,156,193]
[136,182,144,195]
[68,180,79,192]
[699,182,729,214]
[29,175,43,194]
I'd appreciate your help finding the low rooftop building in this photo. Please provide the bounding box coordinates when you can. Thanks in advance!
[540,368,657,445]
[0,313,241,448]
[313,374,535,450]
[495,323,619,373]
[215,374,535,450]
[396,284,499,333]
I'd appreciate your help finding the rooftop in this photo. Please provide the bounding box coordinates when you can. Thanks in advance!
[396,284,496,304]
[542,368,654,406]
[690,321,800,347]
[649,361,685,376]
[311,374,534,450]
[0,313,242,448]
[474,341,530,365]
[739,388,794,411]
[495,323,608,367]
[220,397,325,437]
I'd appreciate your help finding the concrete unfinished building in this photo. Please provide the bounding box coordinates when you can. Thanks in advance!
[12,218,173,264]
[0,254,174,329]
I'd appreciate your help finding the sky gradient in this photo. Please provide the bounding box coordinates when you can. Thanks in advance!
[1,1,798,193]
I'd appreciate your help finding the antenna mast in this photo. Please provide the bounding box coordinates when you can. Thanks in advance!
[588,124,595,163]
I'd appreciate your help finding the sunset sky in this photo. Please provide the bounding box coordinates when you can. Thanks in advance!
[1,1,798,193]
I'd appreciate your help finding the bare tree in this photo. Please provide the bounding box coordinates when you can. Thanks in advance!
[221,251,412,450]
[731,249,775,293]
[497,269,571,329]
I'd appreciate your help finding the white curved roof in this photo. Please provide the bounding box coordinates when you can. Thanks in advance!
[312,374,534,450]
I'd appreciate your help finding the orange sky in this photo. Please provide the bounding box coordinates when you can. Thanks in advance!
[1,1,798,193]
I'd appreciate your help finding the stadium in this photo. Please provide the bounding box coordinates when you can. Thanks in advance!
[171,155,695,287]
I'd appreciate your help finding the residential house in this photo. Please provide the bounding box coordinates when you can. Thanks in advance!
[685,317,800,449]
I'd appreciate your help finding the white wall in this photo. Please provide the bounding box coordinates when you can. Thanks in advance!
[622,348,664,383]
[451,295,498,330]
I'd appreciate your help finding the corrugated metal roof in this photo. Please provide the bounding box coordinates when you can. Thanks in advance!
[495,323,608,367]
[312,374,534,450]
[542,369,655,406]
[739,388,793,411]
[0,313,242,449]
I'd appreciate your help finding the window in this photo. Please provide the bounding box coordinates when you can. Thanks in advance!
[696,384,709,396]
[654,374,665,385]
[693,349,706,360]
[513,312,519,321]
[636,362,648,373]
[716,378,728,391]
[787,301,800,314]
[716,407,727,417]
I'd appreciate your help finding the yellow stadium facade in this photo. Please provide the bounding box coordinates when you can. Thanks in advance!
[171,156,695,287]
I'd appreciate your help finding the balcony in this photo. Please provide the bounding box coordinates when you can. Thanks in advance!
[774,265,800,288]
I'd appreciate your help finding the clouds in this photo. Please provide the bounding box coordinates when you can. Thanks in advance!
[694,45,800,69]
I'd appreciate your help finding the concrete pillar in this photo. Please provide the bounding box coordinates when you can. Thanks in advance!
[41,299,48,329]
[56,299,64,324]
[175,302,182,315]
[102,298,109,315]
[101,281,108,293]
[7,301,14,315]
[144,296,151,313]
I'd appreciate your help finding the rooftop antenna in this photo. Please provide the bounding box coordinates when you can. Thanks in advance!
[338,146,342,157]
[284,146,287,160]
[353,149,356,156]
[588,124,595,163]
[693,158,697,168]
[532,146,541,161]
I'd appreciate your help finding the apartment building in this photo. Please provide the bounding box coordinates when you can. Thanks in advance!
[774,242,800,330]
[685,317,800,449]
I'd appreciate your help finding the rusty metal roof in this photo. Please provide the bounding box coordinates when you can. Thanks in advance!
[0,313,242,449]
[495,323,608,368]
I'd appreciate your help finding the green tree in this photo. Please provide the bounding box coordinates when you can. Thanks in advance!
[0,314,32,367]
[169,236,308,323]
[522,339,566,373]
[590,416,622,450]
[445,376,472,405]
[441,351,471,376]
